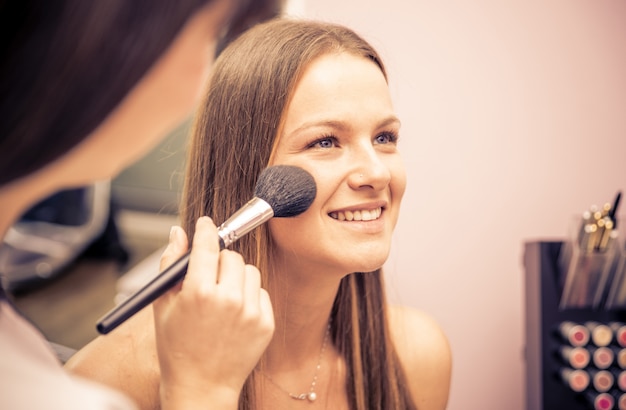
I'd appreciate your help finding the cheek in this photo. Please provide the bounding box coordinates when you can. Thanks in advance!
[268,203,322,243]
[394,170,407,200]
[166,45,216,116]
[387,162,406,229]
[267,217,303,253]
[390,158,407,201]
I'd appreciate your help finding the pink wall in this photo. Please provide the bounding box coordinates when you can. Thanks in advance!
[295,1,626,409]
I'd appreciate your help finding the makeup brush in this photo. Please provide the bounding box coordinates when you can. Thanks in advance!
[218,164,317,248]
[96,165,316,334]
[609,191,621,229]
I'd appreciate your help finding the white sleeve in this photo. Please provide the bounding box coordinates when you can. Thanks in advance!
[0,300,138,410]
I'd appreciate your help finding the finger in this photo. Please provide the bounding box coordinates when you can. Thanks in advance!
[216,250,245,289]
[184,216,220,291]
[155,226,190,303]
[160,226,188,294]
[242,265,261,308]
[258,288,275,334]
[160,226,189,272]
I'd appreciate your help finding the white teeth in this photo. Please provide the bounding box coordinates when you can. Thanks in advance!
[330,208,382,221]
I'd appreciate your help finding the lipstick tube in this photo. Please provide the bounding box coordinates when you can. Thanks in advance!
[590,346,614,370]
[558,321,590,347]
[559,345,590,369]
[560,367,590,393]
[589,368,614,393]
[610,322,626,348]
[586,392,615,410]
[586,321,614,347]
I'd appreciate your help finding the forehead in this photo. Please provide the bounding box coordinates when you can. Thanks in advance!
[282,52,393,128]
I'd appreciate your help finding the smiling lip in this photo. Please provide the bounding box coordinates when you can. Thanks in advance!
[329,206,384,221]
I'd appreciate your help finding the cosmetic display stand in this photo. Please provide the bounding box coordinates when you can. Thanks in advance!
[524,241,626,410]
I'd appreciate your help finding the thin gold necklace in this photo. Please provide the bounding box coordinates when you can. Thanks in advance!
[261,322,331,402]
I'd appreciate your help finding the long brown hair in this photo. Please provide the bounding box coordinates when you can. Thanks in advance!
[181,18,417,410]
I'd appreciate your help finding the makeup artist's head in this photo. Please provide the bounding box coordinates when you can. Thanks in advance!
[0,0,282,195]
[182,18,412,408]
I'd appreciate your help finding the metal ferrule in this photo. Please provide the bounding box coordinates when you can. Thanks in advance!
[217,197,274,248]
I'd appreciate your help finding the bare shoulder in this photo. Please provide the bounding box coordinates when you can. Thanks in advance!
[65,307,160,410]
[387,304,452,410]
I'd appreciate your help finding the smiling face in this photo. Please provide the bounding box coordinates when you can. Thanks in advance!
[268,52,406,276]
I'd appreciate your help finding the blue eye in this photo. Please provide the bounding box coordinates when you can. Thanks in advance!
[375,131,398,145]
[308,136,338,149]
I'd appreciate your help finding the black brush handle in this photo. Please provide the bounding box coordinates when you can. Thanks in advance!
[610,191,621,229]
[96,196,272,334]
[96,238,225,334]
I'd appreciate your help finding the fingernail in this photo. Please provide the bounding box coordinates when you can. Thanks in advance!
[196,216,211,227]
[169,226,179,242]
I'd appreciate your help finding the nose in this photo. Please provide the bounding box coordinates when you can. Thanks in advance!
[347,144,391,191]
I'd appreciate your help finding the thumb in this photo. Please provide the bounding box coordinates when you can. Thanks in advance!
[160,226,189,272]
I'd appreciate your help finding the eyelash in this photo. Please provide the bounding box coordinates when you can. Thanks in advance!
[306,131,399,149]
[375,131,399,145]
[307,134,338,149]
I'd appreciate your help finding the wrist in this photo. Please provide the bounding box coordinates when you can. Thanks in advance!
[160,382,240,410]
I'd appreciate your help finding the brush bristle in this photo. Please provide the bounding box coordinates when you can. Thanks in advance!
[254,165,316,217]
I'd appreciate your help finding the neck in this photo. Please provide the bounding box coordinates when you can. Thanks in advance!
[263,261,345,372]
[259,262,347,407]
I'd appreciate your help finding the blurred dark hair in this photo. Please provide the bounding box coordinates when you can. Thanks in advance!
[0,0,282,187]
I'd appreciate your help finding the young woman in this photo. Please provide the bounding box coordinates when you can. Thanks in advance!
[0,1,281,409]
[68,18,452,410]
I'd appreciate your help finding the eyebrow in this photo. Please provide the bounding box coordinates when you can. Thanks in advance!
[288,115,402,136]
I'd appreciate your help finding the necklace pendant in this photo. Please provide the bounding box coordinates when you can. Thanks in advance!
[288,392,317,402]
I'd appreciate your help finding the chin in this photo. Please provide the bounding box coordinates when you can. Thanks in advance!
[348,253,389,273]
